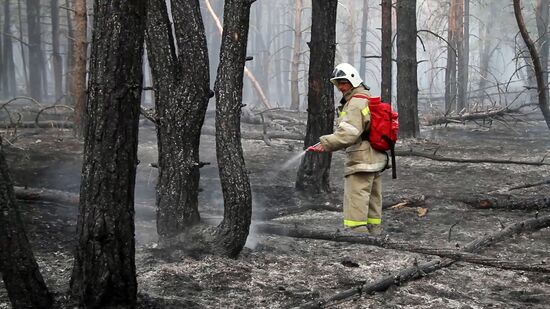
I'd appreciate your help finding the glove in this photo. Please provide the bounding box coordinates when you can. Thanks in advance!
[306,143,325,152]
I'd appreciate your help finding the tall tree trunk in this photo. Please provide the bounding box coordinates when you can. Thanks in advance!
[514,0,550,129]
[445,0,458,114]
[146,0,210,240]
[26,0,44,101]
[0,10,3,98]
[18,0,29,92]
[456,0,469,112]
[537,0,549,105]
[2,0,16,98]
[478,0,496,92]
[213,0,254,258]
[204,0,270,109]
[65,0,74,97]
[381,0,392,102]
[359,0,369,82]
[69,1,146,307]
[50,0,63,101]
[72,0,87,137]
[0,138,53,309]
[295,0,337,193]
[290,0,303,110]
[396,0,419,138]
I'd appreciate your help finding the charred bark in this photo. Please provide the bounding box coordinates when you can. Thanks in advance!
[456,0,469,112]
[26,0,44,101]
[514,0,550,130]
[17,0,29,91]
[381,0,392,103]
[536,0,549,110]
[146,0,210,239]
[396,0,420,137]
[71,0,87,137]
[213,0,254,258]
[295,0,337,193]
[51,0,63,101]
[64,0,74,99]
[289,0,303,111]
[445,0,458,114]
[0,139,52,309]
[69,1,146,307]
[2,0,16,98]
[478,1,497,91]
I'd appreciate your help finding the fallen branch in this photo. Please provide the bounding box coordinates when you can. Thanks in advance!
[425,108,515,126]
[455,193,550,210]
[496,177,550,192]
[396,150,550,166]
[14,186,79,205]
[201,126,304,141]
[294,215,550,308]
[34,105,74,126]
[1,120,74,129]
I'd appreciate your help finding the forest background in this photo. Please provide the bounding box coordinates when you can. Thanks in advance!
[1,0,550,308]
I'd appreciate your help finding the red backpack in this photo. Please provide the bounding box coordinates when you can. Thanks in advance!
[353,95,399,178]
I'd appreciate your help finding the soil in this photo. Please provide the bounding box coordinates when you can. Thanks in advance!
[1,117,550,308]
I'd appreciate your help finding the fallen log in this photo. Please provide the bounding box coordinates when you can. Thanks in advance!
[455,193,550,210]
[425,108,513,126]
[497,177,550,192]
[294,215,550,308]
[257,219,550,269]
[201,126,304,141]
[396,150,550,166]
[1,120,74,129]
[14,186,79,205]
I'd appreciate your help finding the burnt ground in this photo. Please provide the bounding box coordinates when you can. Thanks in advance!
[1,117,550,308]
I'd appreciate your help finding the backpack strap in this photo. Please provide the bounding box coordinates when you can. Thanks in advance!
[352,94,371,141]
[352,94,369,100]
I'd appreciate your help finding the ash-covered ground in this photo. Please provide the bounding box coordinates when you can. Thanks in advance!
[1,117,549,308]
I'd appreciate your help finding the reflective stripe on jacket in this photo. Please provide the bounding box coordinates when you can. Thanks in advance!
[319,86,388,176]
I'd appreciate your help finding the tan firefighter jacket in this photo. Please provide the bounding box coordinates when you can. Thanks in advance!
[319,85,388,176]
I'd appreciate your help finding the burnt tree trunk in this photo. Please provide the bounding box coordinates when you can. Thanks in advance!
[381,0,392,103]
[69,1,146,307]
[64,0,74,97]
[26,0,44,101]
[514,0,550,130]
[445,0,458,114]
[2,0,16,98]
[536,0,549,106]
[396,0,419,138]
[213,0,254,258]
[146,0,210,239]
[0,138,52,309]
[17,0,29,91]
[71,0,87,137]
[295,0,337,193]
[290,0,303,111]
[478,0,497,92]
[456,0,469,112]
[51,0,63,101]
[0,10,3,98]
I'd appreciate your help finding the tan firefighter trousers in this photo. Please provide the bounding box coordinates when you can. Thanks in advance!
[343,172,382,227]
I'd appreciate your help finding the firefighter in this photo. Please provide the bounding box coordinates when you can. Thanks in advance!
[307,63,388,235]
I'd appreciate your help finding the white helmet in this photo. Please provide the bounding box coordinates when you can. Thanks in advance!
[330,63,363,88]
